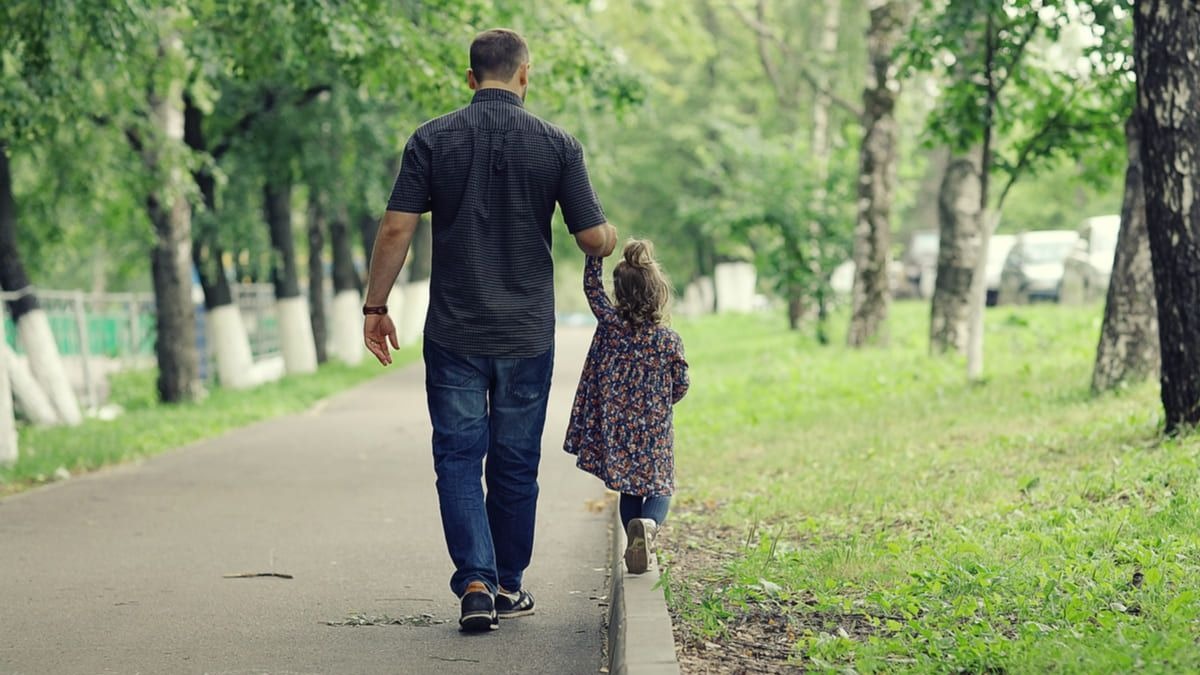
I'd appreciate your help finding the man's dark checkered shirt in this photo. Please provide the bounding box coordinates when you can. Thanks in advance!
[387,88,607,357]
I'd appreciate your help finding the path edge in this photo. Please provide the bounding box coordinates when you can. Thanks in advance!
[607,503,681,675]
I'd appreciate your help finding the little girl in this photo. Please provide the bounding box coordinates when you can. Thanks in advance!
[565,239,689,575]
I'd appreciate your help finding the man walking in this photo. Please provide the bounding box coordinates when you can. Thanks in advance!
[362,28,617,632]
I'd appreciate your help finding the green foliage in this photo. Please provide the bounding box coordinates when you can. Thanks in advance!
[717,126,858,306]
[3,0,641,291]
[904,0,1133,209]
[662,302,1200,670]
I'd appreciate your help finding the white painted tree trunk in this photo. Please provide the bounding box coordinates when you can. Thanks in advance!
[386,284,406,336]
[206,304,257,389]
[276,297,318,375]
[0,317,17,465]
[680,280,706,318]
[329,289,364,365]
[17,309,82,425]
[2,344,59,426]
[714,263,757,313]
[398,280,430,347]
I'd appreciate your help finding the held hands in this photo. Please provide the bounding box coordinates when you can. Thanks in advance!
[363,314,400,365]
[601,225,618,257]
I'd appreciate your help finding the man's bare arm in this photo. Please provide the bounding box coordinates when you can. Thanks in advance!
[574,223,617,257]
[365,210,421,305]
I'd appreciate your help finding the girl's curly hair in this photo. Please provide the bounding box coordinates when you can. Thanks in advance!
[613,239,672,327]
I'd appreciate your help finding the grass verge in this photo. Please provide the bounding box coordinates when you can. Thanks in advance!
[0,347,418,497]
[664,301,1199,673]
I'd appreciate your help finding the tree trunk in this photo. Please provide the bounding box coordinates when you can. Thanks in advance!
[0,144,38,323]
[1134,0,1200,433]
[265,181,318,375]
[183,96,234,310]
[329,208,363,365]
[848,0,907,347]
[397,215,432,346]
[798,0,842,335]
[963,12,1000,381]
[1092,115,1159,393]
[409,215,433,282]
[331,211,361,295]
[307,195,328,365]
[138,28,200,404]
[183,98,257,389]
[929,156,983,355]
[0,312,17,465]
[787,294,803,331]
[359,213,379,272]
[0,144,79,424]
[3,344,59,425]
[266,182,301,300]
[964,210,996,379]
[146,182,199,403]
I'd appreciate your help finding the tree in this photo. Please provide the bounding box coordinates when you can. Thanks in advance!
[0,2,127,423]
[1133,0,1200,433]
[263,178,317,374]
[133,12,201,403]
[929,155,983,355]
[728,0,864,336]
[0,287,15,465]
[307,192,328,365]
[328,205,363,364]
[848,0,911,347]
[908,0,1129,376]
[184,94,257,389]
[1092,115,1157,392]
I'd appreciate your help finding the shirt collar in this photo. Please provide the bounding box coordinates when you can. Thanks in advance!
[471,88,524,108]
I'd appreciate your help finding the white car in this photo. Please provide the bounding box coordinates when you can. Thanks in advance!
[985,234,1016,306]
[1060,215,1121,304]
[998,230,1081,304]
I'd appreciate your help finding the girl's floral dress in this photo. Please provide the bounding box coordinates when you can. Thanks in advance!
[564,256,689,497]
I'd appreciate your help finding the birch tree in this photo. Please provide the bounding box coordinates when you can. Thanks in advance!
[1092,115,1157,392]
[1133,0,1200,433]
[848,0,912,347]
[909,0,1129,377]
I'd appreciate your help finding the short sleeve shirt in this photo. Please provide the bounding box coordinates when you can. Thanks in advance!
[387,88,607,357]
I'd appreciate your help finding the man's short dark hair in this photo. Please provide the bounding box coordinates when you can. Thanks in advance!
[470,29,529,82]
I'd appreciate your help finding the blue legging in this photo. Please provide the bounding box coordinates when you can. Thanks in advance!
[619,493,671,530]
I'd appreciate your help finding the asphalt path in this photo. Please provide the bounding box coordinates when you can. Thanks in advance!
[0,328,610,675]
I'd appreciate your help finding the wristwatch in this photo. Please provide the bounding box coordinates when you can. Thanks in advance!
[362,305,388,316]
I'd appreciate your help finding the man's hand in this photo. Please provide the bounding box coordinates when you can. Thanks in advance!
[364,313,400,365]
[574,223,618,257]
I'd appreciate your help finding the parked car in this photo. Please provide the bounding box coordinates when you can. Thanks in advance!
[998,230,1080,304]
[901,230,939,298]
[1060,215,1121,304]
[985,234,1016,306]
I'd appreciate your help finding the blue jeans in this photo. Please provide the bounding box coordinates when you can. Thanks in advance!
[423,339,554,597]
[619,494,671,530]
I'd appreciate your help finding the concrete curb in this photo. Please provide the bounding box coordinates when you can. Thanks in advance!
[607,504,681,675]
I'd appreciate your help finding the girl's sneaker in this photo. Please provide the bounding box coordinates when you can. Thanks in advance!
[624,518,657,574]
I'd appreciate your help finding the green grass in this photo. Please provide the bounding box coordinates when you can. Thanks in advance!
[665,301,1200,673]
[0,347,418,496]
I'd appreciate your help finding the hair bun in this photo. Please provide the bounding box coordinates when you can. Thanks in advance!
[623,239,656,269]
